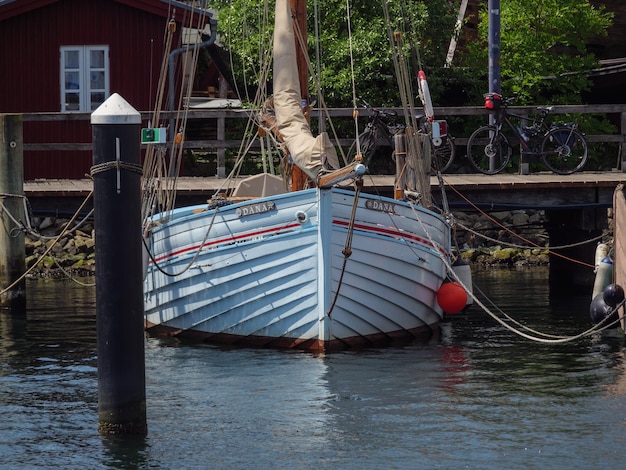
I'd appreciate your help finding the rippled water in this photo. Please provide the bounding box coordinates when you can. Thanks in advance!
[1,268,626,469]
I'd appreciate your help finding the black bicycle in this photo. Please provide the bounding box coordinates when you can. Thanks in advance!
[466,93,588,175]
[347,99,456,174]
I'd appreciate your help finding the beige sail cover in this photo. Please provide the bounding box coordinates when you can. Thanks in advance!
[231,173,286,197]
[273,0,339,179]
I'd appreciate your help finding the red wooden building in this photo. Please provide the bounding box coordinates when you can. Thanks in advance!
[0,0,216,179]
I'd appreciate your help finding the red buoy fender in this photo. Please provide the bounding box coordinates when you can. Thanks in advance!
[437,281,467,314]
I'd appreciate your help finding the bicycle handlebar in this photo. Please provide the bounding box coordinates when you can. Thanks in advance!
[358,97,397,118]
[496,94,555,116]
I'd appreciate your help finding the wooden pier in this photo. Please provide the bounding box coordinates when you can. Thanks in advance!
[20,171,626,292]
[24,171,626,213]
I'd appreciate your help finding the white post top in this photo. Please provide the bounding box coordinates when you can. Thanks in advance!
[91,93,141,125]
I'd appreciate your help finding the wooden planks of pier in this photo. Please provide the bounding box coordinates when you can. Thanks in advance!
[24,171,626,213]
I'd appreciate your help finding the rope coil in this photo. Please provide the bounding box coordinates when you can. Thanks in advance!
[90,161,143,177]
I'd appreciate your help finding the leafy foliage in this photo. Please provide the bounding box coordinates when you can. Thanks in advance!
[464,0,613,105]
[212,0,459,107]
[209,1,618,171]
[213,0,614,108]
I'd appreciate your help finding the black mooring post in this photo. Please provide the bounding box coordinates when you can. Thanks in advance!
[91,93,146,435]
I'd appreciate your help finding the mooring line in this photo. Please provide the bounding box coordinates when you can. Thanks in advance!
[0,190,95,294]
[440,176,596,269]
[409,200,621,343]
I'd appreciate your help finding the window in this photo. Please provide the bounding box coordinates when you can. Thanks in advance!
[60,46,109,112]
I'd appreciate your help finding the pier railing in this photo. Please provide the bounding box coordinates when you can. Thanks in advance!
[20,103,626,177]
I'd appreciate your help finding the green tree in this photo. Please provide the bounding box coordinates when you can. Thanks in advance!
[464,0,613,104]
[213,0,459,107]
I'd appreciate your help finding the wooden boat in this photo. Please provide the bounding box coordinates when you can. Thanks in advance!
[142,0,454,351]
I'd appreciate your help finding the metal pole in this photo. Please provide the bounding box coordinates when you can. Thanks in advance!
[91,93,146,435]
[488,0,501,173]
[488,0,501,95]
[0,114,26,311]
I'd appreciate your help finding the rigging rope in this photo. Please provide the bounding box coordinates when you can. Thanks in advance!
[380,0,431,206]
[346,0,361,160]
[142,17,178,229]
[326,182,362,318]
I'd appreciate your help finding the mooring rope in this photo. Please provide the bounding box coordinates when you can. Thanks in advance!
[49,257,96,287]
[441,176,597,269]
[90,161,144,176]
[408,200,623,343]
[0,196,94,243]
[0,190,95,294]
[456,221,604,251]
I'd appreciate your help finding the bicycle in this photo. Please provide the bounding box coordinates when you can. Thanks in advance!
[347,99,456,174]
[427,118,456,174]
[466,93,588,175]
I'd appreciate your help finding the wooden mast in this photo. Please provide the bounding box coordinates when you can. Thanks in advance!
[290,0,310,191]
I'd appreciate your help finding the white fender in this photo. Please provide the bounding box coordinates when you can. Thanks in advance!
[594,243,609,271]
[417,70,434,122]
[452,258,473,307]
[592,256,613,300]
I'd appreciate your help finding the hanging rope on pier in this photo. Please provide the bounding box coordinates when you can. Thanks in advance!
[0,190,95,294]
[408,200,624,343]
[441,175,597,269]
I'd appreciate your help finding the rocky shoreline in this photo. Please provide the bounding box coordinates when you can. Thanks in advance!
[453,209,552,267]
[25,216,96,278]
[22,207,578,279]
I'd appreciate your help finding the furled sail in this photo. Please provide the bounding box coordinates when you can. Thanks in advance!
[273,0,339,179]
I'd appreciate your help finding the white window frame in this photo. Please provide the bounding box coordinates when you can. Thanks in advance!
[60,45,110,112]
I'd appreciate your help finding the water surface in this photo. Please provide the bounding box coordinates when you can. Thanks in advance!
[1,267,625,469]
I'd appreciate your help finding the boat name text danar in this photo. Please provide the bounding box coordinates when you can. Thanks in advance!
[237,201,277,218]
[366,199,397,214]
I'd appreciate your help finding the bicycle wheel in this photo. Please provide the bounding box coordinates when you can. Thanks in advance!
[347,130,377,167]
[431,136,455,174]
[541,126,588,175]
[466,125,511,174]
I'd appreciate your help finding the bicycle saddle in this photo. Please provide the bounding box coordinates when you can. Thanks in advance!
[536,106,554,113]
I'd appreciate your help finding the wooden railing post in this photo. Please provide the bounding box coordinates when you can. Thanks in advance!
[216,75,227,178]
[0,113,26,310]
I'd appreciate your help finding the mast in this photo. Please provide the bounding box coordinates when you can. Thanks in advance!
[290,0,309,191]
[274,0,341,186]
